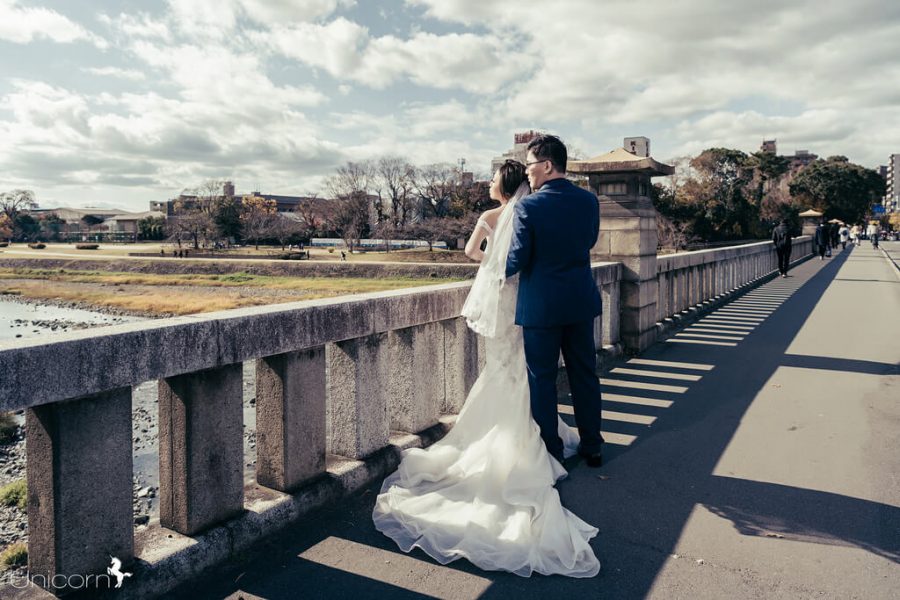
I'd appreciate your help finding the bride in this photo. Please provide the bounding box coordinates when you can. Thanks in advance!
[372,160,600,578]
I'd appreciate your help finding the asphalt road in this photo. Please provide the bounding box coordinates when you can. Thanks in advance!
[169,243,900,600]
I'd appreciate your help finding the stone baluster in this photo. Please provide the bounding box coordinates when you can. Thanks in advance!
[325,334,390,459]
[255,347,326,492]
[388,323,444,433]
[26,389,133,590]
[442,318,481,415]
[159,364,244,536]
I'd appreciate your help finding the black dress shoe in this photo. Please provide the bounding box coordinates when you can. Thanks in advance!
[578,450,603,468]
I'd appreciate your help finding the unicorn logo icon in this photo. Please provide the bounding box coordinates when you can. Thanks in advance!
[107,556,132,588]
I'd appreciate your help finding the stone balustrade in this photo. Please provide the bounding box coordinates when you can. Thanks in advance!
[656,236,813,323]
[0,236,809,596]
[0,263,621,595]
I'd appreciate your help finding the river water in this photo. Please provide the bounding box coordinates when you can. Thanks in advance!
[0,297,139,342]
[0,298,259,520]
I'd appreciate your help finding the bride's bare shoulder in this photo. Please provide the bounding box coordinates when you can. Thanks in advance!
[481,206,504,228]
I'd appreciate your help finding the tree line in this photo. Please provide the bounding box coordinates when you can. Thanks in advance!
[653,149,886,249]
[1,149,887,249]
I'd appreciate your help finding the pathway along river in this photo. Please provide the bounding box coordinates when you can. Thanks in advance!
[0,298,260,535]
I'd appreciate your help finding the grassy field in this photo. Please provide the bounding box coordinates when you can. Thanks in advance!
[0,267,464,316]
[0,243,473,263]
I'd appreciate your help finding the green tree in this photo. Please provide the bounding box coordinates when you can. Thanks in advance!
[137,216,167,241]
[213,196,242,243]
[13,214,40,242]
[38,214,65,242]
[788,158,885,224]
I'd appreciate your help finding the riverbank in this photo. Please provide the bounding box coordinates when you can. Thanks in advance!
[0,264,467,317]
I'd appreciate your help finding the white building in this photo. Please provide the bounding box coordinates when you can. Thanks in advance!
[886,154,899,213]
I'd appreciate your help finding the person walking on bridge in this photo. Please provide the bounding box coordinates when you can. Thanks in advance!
[815,222,829,260]
[772,219,793,277]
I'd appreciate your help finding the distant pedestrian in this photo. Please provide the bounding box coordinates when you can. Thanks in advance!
[839,225,850,250]
[772,219,792,277]
[849,225,859,246]
[829,223,839,250]
[160,248,165,256]
[871,226,880,249]
[340,250,346,261]
[814,222,829,260]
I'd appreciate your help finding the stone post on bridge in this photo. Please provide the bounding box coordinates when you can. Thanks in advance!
[569,144,673,353]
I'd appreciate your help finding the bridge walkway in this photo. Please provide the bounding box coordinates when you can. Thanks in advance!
[167,243,900,600]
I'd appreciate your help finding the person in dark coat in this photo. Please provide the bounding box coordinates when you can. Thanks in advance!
[814,222,829,259]
[506,134,604,467]
[772,219,792,277]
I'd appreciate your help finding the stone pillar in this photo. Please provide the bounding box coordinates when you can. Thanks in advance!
[325,334,389,459]
[26,389,133,591]
[590,176,659,353]
[255,347,326,492]
[442,317,480,414]
[159,364,244,536]
[388,322,444,433]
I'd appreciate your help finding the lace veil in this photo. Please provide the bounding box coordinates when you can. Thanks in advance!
[460,182,530,338]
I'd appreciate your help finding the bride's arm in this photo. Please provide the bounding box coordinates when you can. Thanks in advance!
[465,209,501,261]
[464,216,489,261]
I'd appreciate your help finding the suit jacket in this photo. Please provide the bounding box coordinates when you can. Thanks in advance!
[505,178,602,327]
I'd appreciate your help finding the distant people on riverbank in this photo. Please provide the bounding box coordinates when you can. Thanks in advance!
[772,219,792,277]
[815,222,829,260]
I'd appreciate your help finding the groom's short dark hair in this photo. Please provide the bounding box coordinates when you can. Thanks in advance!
[526,134,567,173]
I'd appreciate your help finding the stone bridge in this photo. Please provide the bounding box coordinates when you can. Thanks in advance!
[0,233,845,598]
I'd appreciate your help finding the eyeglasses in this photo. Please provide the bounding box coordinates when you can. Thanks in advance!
[525,159,549,167]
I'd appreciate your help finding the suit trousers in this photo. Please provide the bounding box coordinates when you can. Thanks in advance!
[522,319,605,461]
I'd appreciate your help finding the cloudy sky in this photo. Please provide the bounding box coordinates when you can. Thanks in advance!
[1,0,898,212]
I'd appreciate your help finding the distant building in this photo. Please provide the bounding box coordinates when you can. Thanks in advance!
[490,130,542,173]
[151,182,316,215]
[886,154,899,213]
[28,207,164,241]
[760,139,777,154]
[624,136,650,158]
[787,149,818,169]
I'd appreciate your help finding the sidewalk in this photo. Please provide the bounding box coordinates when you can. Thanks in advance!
[167,244,900,600]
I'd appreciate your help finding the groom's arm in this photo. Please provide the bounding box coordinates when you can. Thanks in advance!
[505,201,533,277]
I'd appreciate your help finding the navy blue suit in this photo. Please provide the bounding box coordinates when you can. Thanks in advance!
[506,178,604,461]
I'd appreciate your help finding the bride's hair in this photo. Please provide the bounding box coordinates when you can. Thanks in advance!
[499,159,528,199]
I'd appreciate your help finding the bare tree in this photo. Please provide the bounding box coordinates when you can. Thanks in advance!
[375,156,415,227]
[413,163,456,218]
[324,162,374,252]
[292,195,328,238]
[240,195,277,249]
[0,189,37,222]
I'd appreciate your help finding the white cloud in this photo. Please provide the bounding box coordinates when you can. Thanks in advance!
[99,12,172,41]
[83,66,146,81]
[266,22,535,93]
[0,0,107,47]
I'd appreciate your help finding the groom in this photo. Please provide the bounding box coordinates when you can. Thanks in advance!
[506,134,605,467]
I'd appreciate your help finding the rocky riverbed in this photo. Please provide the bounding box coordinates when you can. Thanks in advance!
[0,299,261,584]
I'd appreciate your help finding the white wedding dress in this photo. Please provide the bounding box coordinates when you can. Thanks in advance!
[372,185,600,578]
